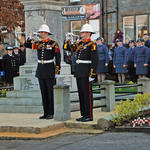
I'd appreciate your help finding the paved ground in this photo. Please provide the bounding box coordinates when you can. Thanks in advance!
[0,109,112,128]
[0,132,150,150]
[0,109,112,139]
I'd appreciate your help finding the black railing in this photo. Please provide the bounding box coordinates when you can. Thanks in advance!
[115,83,143,101]
[70,85,106,111]
[0,86,14,90]
[115,83,142,88]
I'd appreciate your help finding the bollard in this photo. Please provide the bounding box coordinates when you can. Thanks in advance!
[54,84,70,121]
[101,80,115,112]
[138,77,150,93]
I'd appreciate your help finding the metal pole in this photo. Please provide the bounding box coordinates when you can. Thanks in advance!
[102,0,105,38]
[116,0,119,29]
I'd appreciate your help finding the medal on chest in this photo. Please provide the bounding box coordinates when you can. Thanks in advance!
[46,44,52,50]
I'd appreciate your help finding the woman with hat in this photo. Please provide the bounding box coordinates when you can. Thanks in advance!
[113,39,128,84]
[134,39,149,78]
[96,37,109,84]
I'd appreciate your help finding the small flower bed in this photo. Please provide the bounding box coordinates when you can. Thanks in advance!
[131,117,150,127]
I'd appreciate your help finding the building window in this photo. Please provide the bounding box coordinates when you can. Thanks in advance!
[136,15,148,40]
[123,15,149,43]
[71,21,81,40]
[123,16,134,44]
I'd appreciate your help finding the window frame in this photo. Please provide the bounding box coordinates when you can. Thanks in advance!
[123,14,150,43]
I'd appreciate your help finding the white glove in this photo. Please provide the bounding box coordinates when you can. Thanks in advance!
[55,74,59,78]
[89,77,94,82]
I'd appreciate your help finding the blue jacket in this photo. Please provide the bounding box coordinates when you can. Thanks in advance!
[113,46,127,65]
[134,46,149,64]
[97,44,109,64]
[127,46,135,63]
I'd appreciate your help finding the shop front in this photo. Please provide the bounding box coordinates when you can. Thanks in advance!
[62,3,100,41]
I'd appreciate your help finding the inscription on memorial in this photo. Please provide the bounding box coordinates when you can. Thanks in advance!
[57,76,72,87]
[23,78,39,90]
[25,70,33,74]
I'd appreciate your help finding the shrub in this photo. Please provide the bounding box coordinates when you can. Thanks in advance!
[111,93,150,125]
[0,89,7,97]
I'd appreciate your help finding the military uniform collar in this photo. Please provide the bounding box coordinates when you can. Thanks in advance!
[8,54,12,56]
[83,38,91,43]
[118,45,123,48]
[42,38,50,43]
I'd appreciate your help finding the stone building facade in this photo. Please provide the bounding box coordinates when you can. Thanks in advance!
[63,0,150,45]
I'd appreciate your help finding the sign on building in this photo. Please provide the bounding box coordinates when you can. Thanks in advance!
[62,4,100,21]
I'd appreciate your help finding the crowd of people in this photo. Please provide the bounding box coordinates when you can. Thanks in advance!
[0,42,26,86]
[63,31,150,84]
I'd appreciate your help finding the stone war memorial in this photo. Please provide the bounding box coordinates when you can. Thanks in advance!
[0,0,76,115]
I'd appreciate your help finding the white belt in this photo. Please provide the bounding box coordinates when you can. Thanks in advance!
[76,59,92,64]
[38,59,54,64]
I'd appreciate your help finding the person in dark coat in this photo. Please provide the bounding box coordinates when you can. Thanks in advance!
[134,39,149,78]
[107,43,118,81]
[24,24,61,120]
[3,46,16,86]
[13,46,21,77]
[113,39,128,84]
[75,24,98,122]
[145,33,150,48]
[71,40,78,74]
[19,44,26,66]
[0,42,7,85]
[113,29,123,43]
[96,37,109,84]
[127,40,137,82]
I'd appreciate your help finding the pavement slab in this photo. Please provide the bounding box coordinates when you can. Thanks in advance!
[0,109,113,139]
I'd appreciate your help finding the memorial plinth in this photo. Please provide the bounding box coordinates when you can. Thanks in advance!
[0,0,77,113]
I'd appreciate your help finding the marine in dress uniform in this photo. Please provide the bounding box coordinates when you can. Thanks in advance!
[24,24,61,119]
[127,40,137,82]
[134,39,149,78]
[96,37,109,84]
[63,37,72,64]
[3,46,16,85]
[74,24,98,122]
[113,39,128,84]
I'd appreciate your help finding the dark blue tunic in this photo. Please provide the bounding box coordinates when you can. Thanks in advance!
[113,46,128,74]
[96,44,109,73]
[134,46,149,75]
[127,46,135,63]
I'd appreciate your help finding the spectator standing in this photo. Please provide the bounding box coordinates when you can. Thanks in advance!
[134,39,149,79]
[96,37,109,84]
[113,29,123,43]
[113,39,128,84]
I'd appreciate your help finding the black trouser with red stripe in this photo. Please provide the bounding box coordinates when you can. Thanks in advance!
[76,77,93,119]
[38,78,54,116]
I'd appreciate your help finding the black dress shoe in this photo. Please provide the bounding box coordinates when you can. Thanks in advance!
[39,115,47,119]
[81,117,93,122]
[46,115,53,120]
[76,116,84,121]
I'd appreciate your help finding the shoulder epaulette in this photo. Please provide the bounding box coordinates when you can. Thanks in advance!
[52,41,57,47]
